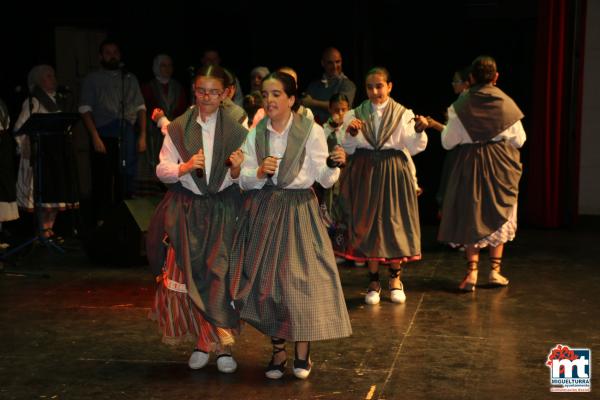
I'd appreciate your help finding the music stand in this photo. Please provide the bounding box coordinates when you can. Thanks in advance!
[0,113,80,261]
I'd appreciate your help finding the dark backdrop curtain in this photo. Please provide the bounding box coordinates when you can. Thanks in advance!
[524,0,587,227]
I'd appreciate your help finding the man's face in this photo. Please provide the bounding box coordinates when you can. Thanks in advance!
[100,44,121,70]
[321,49,342,78]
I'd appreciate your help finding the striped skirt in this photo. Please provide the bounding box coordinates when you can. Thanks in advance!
[229,187,352,342]
[146,183,242,342]
[437,140,522,246]
[340,149,421,263]
[149,247,237,350]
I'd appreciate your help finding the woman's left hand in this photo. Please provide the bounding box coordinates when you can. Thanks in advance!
[227,148,244,169]
[413,114,429,133]
[329,145,347,166]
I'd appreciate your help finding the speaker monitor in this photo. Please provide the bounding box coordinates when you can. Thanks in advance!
[86,197,161,266]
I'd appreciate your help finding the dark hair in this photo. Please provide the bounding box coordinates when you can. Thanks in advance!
[329,93,350,107]
[470,56,497,84]
[99,38,120,54]
[455,66,471,82]
[243,90,263,120]
[263,71,299,111]
[194,65,228,87]
[365,66,391,83]
[223,68,237,88]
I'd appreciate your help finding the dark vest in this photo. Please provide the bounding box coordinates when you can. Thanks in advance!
[167,106,248,194]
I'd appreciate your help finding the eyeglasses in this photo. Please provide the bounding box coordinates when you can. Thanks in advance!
[195,88,223,97]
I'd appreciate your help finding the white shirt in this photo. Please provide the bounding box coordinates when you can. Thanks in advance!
[342,100,428,156]
[155,110,237,195]
[14,96,55,132]
[13,96,57,157]
[441,105,527,150]
[240,113,340,190]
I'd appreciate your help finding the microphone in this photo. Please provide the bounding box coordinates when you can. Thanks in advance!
[196,168,204,178]
[118,62,128,76]
[188,65,196,76]
[326,136,344,168]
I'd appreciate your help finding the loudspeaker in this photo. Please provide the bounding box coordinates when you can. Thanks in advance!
[86,197,161,266]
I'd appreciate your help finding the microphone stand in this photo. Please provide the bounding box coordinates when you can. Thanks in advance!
[119,66,127,202]
[188,66,196,107]
[1,111,78,273]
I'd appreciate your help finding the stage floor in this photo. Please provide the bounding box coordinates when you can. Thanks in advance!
[1,224,598,400]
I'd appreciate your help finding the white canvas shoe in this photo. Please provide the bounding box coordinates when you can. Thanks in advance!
[188,350,209,370]
[365,288,381,305]
[216,354,237,373]
[388,268,406,303]
[390,281,407,304]
[365,273,381,305]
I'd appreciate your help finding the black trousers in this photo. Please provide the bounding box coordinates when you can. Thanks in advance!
[90,135,137,223]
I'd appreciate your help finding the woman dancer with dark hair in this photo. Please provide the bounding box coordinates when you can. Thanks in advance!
[230,71,352,380]
[437,55,526,291]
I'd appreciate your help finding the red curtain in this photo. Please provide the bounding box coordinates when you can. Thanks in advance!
[525,0,586,227]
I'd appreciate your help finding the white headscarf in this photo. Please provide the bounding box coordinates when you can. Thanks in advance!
[250,66,270,79]
[153,54,172,84]
[27,64,54,92]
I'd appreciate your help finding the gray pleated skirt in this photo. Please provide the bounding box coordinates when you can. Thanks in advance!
[341,149,421,262]
[437,140,522,245]
[229,187,352,342]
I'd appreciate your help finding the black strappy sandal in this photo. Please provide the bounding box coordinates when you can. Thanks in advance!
[265,337,287,379]
[293,342,312,379]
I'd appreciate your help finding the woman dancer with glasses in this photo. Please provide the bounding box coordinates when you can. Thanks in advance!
[147,64,247,374]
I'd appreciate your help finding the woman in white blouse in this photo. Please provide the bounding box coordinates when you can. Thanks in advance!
[341,67,429,306]
[437,56,526,292]
[147,65,246,374]
[229,71,352,380]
